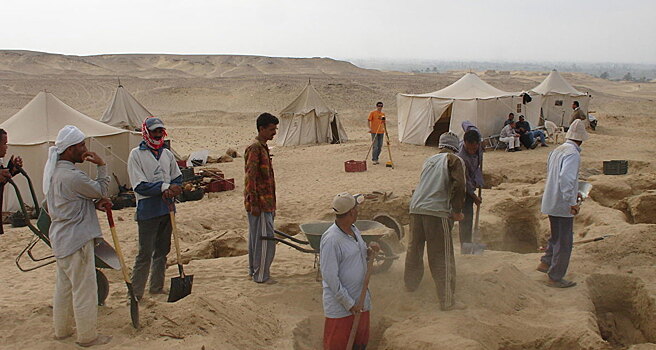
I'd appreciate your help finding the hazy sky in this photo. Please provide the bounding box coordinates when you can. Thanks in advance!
[2,0,655,64]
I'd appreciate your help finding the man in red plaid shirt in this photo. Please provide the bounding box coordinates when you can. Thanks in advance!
[244,113,279,284]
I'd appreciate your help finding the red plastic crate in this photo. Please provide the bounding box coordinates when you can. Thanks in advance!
[205,178,235,192]
[344,160,367,172]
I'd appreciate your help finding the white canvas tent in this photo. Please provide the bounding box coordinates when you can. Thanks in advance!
[100,84,152,130]
[0,92,140,212]
[397,73,530,145]
[530,70,590,127]
[276,81,347,146]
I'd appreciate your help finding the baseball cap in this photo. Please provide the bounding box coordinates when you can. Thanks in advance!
[145,117,165,131]
[332,192,365,215]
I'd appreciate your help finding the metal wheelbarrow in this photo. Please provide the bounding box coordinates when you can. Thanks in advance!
[265,220,398,275]
[9,169,120,306]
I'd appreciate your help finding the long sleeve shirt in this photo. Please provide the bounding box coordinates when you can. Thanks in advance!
[499,124,517,139]
[541,141,581,217]
[409,150,466,218]
[458,122,484,197]
[128,141,182,221]
[244,139,276,213]
[320,223,371,318]
[47,161,109,258]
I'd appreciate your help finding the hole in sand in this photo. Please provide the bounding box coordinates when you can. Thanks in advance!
[587,274,656,348]
[181,230,248,263]
[483,197,542,254]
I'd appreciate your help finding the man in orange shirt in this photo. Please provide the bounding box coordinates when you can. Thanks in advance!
[368,102,385,165]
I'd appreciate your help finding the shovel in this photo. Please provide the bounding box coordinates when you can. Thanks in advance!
[462,188,486,255]
[166,200,193,302]
[104,205,139,328]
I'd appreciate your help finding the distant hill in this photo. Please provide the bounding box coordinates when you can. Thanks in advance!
[0,50,380,78]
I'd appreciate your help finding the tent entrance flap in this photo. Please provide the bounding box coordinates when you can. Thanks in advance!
[330,118,340,144]
[425,104,452,147]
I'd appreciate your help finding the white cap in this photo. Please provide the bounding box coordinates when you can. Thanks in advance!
[566,119,589,142]
[332,192,365,215]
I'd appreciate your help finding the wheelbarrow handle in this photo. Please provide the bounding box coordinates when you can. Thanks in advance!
[274,230,310,245]
[262,236,317,254]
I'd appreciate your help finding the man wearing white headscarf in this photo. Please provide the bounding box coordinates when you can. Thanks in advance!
[45,125,112,347]
[537,119,589,288]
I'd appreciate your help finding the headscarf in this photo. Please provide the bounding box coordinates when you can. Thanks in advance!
[141,117,167,150]
[43,125,85,195]
[566,119,589,142]
[438,131,459,152]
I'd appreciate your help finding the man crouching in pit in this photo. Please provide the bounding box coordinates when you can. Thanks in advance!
[321,192,379,350]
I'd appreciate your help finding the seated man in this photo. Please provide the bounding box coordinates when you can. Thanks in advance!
[504,113,515,126]
[519,115,548,148]
[515,115,538,149]
[499,121,521,152]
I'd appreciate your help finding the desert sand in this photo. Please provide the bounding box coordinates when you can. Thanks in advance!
[0,51,655,349]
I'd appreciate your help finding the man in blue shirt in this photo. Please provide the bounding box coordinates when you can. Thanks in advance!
[127,117,182,299]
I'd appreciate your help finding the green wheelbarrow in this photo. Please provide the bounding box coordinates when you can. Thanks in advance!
[266,220,398,274]
[9,169,120,306]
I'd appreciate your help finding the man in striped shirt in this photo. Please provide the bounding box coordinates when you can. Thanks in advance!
[244,113,279,284]
[405,131,467,311]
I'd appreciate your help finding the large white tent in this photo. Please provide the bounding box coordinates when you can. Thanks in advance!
[0,92,140,212]
[530,70,590,127]
[276,81,348,146]
[100,84,152,130]
[397,73,530,145]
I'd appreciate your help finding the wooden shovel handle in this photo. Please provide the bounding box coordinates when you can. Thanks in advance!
[346,248,376,349]
[105,205,132,284]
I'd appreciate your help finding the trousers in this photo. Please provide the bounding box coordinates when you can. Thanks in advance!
[323,311,370,350]
[248,212,276,283]
[404,214,456,308]
[132,214,172,299]
[370,133,384,162]
[540,216,574,281]
[53,239,98,343]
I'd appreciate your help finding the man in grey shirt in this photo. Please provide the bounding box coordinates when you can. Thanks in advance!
[320,192,377,350]
[45,125,112,347]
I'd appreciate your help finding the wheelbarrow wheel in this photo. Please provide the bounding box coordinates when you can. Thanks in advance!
[371,239,394,274]
[96,269,109,306]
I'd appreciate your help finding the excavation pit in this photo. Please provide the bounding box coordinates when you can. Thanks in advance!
[587,274,656,348]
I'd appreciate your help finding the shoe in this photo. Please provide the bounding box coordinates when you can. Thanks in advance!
[441,301,467,311]
[531,140,539,149]
[541,144,549,147]
[514,147,522,152]
[77,335,112,347]
[536,262,549,273]
[255,278,278,285]
[507,148,516,152]
[372,161,379,165]
[545,279,577,288]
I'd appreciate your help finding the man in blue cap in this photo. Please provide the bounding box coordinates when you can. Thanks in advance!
[127,117,182,299]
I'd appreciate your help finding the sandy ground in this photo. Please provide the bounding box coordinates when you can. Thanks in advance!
[1,52,656,349]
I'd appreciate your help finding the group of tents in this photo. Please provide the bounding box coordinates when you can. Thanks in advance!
[0,69,588,212]
[397,70,590,145]
[277,69,590,147]
[0,85,149,212]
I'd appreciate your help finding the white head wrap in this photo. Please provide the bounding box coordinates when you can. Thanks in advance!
[565,119,589,142]
[42,125,86,195]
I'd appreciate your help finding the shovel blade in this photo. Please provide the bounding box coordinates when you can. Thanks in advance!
[168,275,194,302]
[125,283,139,329]
[461,242,486,255]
